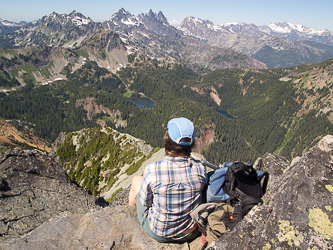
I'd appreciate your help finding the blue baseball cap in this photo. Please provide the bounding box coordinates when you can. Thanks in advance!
[167,117,195,146]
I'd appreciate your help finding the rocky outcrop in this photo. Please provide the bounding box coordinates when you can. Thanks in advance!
[208,135,333,249]
[0,149,108,241]
[1,135,333,249]
[0,199,202,250]
[75,97,123,121]
[195,126,215,153]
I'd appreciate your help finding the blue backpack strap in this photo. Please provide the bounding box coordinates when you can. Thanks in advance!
[205,167,230,202]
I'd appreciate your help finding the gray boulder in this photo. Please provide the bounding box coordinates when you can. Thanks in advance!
[0,204,202,250]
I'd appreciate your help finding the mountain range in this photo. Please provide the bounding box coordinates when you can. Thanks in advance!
[0,18,27,27]
[0,18,29,36]
[1,9,333,70]
[179,17,333,68]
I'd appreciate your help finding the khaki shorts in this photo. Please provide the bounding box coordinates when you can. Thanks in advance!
[135,193,200,243]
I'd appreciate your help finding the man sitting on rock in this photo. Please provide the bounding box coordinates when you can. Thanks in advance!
[128,117,207,243]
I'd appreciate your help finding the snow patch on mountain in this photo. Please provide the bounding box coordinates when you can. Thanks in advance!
[40,11,91,27]
[107,8,141,27]
[71,16,90,26]
[192,17,203,24]
[263,22,329,36]
[0,18,27,27]
[225,22,242,26]
[121,18,139,26]
[169,20,180,27]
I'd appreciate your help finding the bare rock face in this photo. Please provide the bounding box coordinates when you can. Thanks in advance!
[0,149,109,241]
[208,135,333,249]
[0,204,201,250]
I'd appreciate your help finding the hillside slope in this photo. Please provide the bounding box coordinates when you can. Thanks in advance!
[54,127,155,197]
[0,29,128,88]
[0,119,51,152]
[1,56,333,166]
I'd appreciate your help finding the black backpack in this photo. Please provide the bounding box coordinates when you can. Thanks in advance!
[191,161,269,249]
[222,162,269,215]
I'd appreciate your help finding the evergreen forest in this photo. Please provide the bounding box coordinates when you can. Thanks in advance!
[1,56,333,166]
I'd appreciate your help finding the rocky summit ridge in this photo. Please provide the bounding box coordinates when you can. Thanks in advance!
[1,134,333,249]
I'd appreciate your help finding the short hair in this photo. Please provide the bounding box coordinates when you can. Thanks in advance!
[164,131,195,157]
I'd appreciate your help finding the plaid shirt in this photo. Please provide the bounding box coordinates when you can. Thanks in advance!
[139,156,206,238]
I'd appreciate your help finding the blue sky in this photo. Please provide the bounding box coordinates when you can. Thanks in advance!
[1,0,332,31]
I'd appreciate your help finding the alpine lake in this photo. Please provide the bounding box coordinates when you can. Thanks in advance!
[214,109,236,119]
[128,97,235,120]
[128,97,155,108]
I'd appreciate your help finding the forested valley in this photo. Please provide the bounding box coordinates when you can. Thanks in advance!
[1,56,333,165]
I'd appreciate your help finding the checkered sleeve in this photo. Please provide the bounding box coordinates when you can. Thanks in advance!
[139,165,153,208]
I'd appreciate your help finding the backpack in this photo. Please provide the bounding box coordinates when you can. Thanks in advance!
[191,202,241,249]
[206,161,269,205]
[191,161,269,249]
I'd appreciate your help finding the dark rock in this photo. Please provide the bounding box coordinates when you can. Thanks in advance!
[111,186,131,206]
[0,149,108,241]
[137,10,182,39]
[50,131,66,157]
[253,152,291,190]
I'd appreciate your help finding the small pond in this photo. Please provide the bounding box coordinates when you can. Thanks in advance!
[128,97,155,108]
[214,109,236,119]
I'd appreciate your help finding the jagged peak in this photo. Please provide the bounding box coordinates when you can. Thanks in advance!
[69,10,78,16]
[138,9,169,25]
[180,16,213,26]
[68,10,88,19]
[38,11,91,26]
[111,8,132,19]
[119,8,128,14]
[148,9,154,17]
[108,8,140,26]
[157,11,168,24]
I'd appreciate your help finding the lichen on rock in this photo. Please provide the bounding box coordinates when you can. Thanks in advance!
[308,208,333,240]
[277,220,304,247]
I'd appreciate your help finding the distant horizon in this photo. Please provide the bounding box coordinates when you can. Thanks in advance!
[1,0,333,32]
